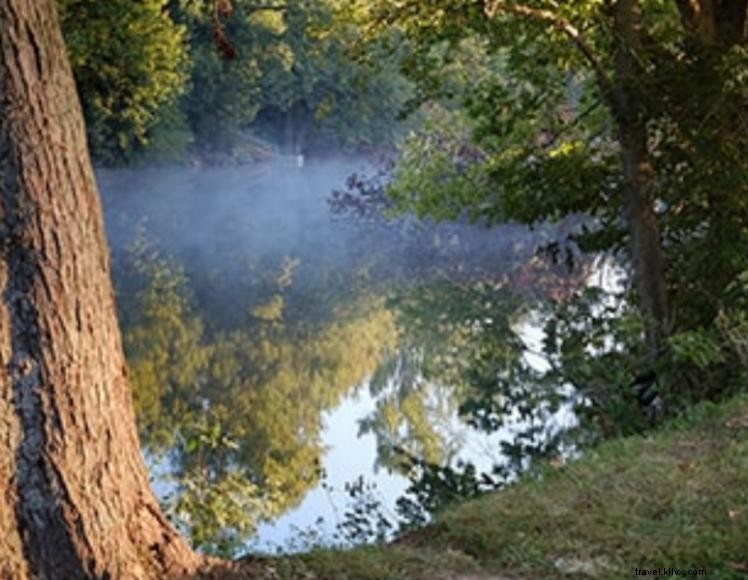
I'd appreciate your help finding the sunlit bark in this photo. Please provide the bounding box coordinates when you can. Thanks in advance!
[0,0,205,576]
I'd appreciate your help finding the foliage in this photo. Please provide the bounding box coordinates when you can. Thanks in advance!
[366,0,748,412]
[387,105,494,223]
[236,0,413,154]
[163,0,413,158]
[538,282,654,437]
[358,277,591,529]
[122,237,210,449]
[58,0,189,163]
[335,477,394,546]
[394,457,502,532]
[170,0,266,155]
[58,0,412,162]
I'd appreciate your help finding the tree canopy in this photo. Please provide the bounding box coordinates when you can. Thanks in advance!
[367,0,748,410]
[59,0,413,163]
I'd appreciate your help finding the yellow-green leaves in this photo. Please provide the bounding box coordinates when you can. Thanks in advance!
[59,0,188,163]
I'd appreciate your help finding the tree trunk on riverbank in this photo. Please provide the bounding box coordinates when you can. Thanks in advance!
[611,0,670,360]
[0,0,206,576]
[610,0,748,360]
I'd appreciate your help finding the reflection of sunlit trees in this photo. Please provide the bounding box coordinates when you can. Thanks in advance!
[361,280,569,475]
[360,377,466,473]
[120,244,397,555]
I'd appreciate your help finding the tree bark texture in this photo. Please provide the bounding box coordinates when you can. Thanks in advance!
[0,0,205,577]
[611,0,670,358]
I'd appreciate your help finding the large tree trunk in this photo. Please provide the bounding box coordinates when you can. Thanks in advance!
[0,0,206,576]
[612,0,670,359]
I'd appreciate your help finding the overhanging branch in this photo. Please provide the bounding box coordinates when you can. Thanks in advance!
[483,1,614,101]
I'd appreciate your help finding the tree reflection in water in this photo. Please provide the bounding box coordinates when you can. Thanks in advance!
[103,161,589,555]
[120,241,397,555]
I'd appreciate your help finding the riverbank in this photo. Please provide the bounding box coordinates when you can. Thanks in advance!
[227,393,748,578]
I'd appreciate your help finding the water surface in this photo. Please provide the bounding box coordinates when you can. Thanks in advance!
[99,158,577,554]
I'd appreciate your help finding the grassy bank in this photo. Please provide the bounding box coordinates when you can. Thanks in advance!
[235,394,748,579]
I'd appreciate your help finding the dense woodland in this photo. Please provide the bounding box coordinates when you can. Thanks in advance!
[1,0,748,577]
[57,0,412,163]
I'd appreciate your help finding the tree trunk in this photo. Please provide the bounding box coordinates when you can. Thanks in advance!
[675,0,748,46]
[0,0,206,576]
[611,0,670,359]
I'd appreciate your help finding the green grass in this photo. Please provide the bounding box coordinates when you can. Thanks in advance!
[243,395,748,579]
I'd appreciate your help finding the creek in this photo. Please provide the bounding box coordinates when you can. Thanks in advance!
[99,158,581,554]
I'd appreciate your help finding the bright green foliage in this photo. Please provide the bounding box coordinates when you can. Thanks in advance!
[58,0,411,161]
[379,5,617,226]
[388,104,494,222]
[58,0,189,163]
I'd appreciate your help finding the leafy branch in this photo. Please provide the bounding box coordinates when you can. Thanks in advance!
[482,1,614,100]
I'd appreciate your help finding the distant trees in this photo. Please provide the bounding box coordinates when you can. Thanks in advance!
[59,0,412,163]
[58,0,189,163]
[246,0,412,154]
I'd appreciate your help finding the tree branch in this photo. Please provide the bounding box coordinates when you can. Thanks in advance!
[483,1,614,101]
[245,4,287,10]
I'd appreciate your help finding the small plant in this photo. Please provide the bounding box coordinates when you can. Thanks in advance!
[336,477,395,545]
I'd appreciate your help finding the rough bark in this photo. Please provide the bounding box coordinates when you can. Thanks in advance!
[611,0,670,359]
[0,0,206,577]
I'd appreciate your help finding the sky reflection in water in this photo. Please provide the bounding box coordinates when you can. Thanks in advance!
[100,159,581,553]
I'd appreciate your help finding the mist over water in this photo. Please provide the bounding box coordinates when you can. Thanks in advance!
[100,159,365,271]
[96,156,578,553]
[99,157,552,291]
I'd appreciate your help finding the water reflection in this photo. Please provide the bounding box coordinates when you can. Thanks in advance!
[100,160,582,555]
[119,242,397,554]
